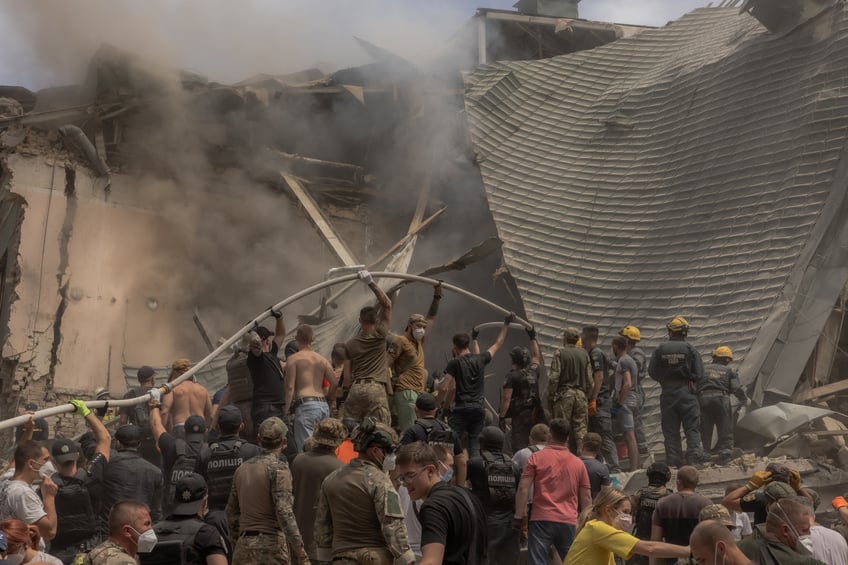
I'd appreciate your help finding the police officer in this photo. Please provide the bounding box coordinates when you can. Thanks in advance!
[468,426,520,565]
[499,326,543,453]
[648,316,705,467]
[582,326,620,472]
[315,418,415,565]
[146,473,228,565]
[226,417,309,564]
[628,462,672,565]
[200,405,261,513]
[698,346,750,459]
[50,400,112,565]
[100,425,163,539]
[619,325,649,457]
[547,327,592,453]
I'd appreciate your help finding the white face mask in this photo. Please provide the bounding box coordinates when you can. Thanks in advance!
[382,453,397,473]
[35,459,56,480]
[615,510,633,531]
[796,534,814,556]
[131,527,158,553]
[412,328,426,341]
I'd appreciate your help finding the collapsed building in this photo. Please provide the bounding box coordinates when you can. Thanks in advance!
[2,0,848,507]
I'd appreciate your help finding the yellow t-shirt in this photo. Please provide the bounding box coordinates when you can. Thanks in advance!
[392,335,427,392]
[563,519,640,565]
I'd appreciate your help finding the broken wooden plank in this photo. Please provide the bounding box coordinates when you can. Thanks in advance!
[280,172,359,267]
[372,206,446,269]
[275,150,364,186]
[794,378,848,402]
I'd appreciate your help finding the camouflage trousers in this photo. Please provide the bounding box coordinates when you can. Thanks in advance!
[233,532,289,565]
[551,388,588,449]
[341,380,390,426]
[332,547,394,565]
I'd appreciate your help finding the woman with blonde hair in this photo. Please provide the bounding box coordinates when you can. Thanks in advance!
[564,486,691,564]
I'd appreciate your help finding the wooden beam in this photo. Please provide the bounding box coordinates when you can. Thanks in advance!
[372,206,446,269]
[280,172,359,266]
[794,378,848,402]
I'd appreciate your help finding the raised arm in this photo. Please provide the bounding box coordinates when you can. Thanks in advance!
[487,314,514,357]
[148,391,167,445]
[472,327,481,355]
[527,327,541,365]
[424,282,442,335]
[72,400,111,462]
[360,270,392,325]
[271,309,286,349]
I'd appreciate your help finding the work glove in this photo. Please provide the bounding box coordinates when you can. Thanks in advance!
[587,399,598,417]
[789,468,802,493]
[526,326,537,340]
[505,312,516,325]
[270,308,282,320]
[433,281,443,299]
[148,387,162,404]
[358,270,374,285]
[471,328,480,340]
[832,496,848,511]
[70,400,90,418]
[746,471,772,491]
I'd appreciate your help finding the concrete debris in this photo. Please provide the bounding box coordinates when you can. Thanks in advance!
[737,402,835,443]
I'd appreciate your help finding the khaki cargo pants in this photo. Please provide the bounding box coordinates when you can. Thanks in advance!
[332,547,394,564]
[232,532,288,565]
[552,388,588,449]
[341,379,391,426]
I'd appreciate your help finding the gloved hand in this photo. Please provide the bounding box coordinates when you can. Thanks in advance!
[358,270,374,285]
[148,387,162,404]
[746,471,772,491]
[433,281,443,299]
[512,517,524,531]
[526,326,537,340]
[270,308,282,319]
[588,399,598,417]
[505,312,516,325]
[70,400,90,418]
[471,328,480,340]
[832,496,848,511]
[789,468,802,492]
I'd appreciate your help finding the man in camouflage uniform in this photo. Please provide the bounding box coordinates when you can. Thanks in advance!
[84,500,155,565]
[315,418,415,565]
[546,327,592,452]
[341,271,393,426]
[226,417,309,565]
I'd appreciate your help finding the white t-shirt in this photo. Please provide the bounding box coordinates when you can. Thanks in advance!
[399,485,423,558]
[730,510,752,540]
[811,524,848,565]
[0,479,46,525]
[512,444,546,472]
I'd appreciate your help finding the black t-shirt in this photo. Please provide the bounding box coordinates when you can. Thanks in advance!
[400,419,463,456]
[158,433,209,481]
[740,490,769,525]
[246,342,285,405]
[589,346,612,398]
[420,483,488,565]
[445,353,491,405]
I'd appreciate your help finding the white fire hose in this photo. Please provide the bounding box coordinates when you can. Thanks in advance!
[0,273,531,431]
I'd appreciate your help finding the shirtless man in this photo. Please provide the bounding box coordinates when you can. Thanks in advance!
[160,358,212,437]
[284,324,338,451]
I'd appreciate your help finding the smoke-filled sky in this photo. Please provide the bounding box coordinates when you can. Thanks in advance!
[0,0,711,90]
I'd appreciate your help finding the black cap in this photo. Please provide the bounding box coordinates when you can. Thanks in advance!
[284,340,299,359]
[184,415,206,437]
[25,403,38,411]
[255,327,273,340]
[217,405,242,428]
[137,366,156,381]
[172,473,207,515]
[51,438,80,464]
[416,393,437,412]
[116,424,142,445]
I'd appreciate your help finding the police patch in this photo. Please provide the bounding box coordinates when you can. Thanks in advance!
[182,489,192,501]
[742,491,757,502]
[60,444,70,454]
[385,490,403,518]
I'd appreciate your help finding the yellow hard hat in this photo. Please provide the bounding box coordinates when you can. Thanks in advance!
[712,346,733,360]
[619,325,641,342]
[666,316,689,332]
[576,338,583,348]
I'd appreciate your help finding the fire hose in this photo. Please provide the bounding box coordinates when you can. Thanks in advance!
[0,272,531,432]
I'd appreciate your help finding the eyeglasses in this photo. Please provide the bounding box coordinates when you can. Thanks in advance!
[398,467,429,485]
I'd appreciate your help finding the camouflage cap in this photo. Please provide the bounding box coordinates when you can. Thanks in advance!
[699,504,733,527]
[563,327,581,340]
[764,481,796,503]
[258,417,288,443]
[312,418,347,448]
[353,418,398,452]
[407,314,427,326]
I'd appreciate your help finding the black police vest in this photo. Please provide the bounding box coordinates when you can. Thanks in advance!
[634,486,671,539]
[226,353,253,404]
[165,440,204,514]
[481,451,517,511]
[141,517,205,565]
[507,367,540,417]
[206,438,246,511]
[51,472,97,548]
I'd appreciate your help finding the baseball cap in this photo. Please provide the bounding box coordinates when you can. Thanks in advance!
[699,504,733,527]
[258,417,287,443]
[137,366,156,381]
[115,424,142,445]
[217,405,242,428]
[312,418,346,448]
[172,473,207,516]
[184,415,206,437]
[255,327,273,340]
[415,393,437,412]
[563,327,580,340]
[51,438,80,464]
[764,481,796,503]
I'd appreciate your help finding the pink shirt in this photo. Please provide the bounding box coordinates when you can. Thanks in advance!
[522,444,590,524]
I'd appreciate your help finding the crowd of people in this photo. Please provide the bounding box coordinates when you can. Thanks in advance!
[0,270,844,565]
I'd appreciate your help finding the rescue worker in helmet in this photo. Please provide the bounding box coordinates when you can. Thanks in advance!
[698,346,750,461]
[619,325,649,458]
[648,316,705,467]
[499,326,543,452]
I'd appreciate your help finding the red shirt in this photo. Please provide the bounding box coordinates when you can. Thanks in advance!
[522,444,590,524]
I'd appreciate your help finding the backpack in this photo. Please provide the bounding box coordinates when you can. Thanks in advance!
[52,473,97,547]
[140,517,205,565]
[634,485,671,539]
[507,366,540,417]
[130,387,152,438]
[416,418,455,449]
[481,451,517,509]
[165,440,204,514]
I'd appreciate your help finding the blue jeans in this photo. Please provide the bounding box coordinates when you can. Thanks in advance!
[528,520,575,565]
[449,404,486,457]
[294,399,330,452]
